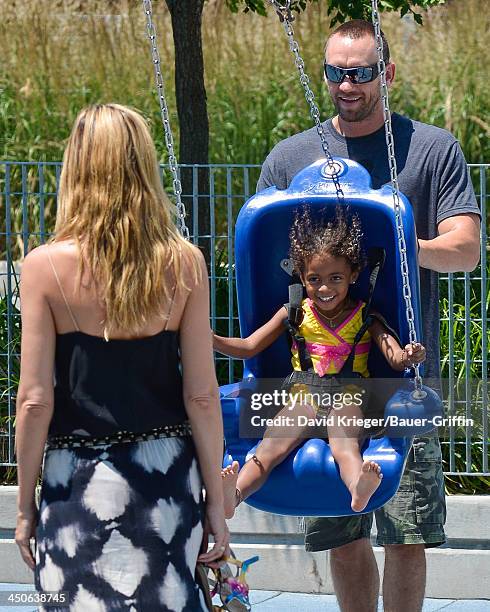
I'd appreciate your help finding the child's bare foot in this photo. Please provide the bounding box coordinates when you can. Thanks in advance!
[350,460,383,512]
[221,460,240,519]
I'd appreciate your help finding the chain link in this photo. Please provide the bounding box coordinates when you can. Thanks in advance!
[142,0,190,240]
[268,0,344,201]
[371,0,423,392]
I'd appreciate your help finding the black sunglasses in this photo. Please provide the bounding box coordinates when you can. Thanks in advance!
[324,62,380,84]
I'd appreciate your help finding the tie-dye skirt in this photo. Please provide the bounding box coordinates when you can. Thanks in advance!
[35,436,207,611]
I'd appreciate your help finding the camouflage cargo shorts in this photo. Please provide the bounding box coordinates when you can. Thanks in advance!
[304,433,446,551]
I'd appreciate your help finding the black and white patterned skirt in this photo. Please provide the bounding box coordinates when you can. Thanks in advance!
[35,436,207,611]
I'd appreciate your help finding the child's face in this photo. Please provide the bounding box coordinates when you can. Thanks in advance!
[301,253,358,314]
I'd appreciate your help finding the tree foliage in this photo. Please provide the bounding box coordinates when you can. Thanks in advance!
[225,0,448,25]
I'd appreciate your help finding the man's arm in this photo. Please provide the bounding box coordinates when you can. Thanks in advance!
[418,213,480,273]
[256,144,289,192]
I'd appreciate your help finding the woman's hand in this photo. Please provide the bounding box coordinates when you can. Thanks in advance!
[197,502,230,565]
[15,509,38,570]
[401,342,426,367]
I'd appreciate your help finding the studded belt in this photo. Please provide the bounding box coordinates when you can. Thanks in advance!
[46,421,192,450]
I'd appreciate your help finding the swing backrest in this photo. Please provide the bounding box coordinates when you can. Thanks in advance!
[235,158,422,380]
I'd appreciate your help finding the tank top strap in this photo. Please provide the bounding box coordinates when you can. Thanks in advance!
[163,281,178,331]
[46,245,81,332]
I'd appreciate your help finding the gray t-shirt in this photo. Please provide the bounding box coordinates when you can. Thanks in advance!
[257,113,480,379]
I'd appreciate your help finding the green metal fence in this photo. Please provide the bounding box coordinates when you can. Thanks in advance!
[1,161,488,475]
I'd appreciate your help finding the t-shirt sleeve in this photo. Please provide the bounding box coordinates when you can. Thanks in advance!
[256,146,288,193]
[436,140,480,224]
[256,156,275,192]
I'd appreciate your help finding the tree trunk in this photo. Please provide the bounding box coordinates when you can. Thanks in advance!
[165,0,210,262]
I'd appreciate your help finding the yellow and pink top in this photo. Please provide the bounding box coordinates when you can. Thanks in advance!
[290,298,371,377]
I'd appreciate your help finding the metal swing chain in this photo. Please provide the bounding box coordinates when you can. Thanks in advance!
[142,0,190,240]
[371,0,424,393]
[268,0,344,200]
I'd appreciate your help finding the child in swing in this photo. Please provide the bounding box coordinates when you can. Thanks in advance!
[214,207,426,514]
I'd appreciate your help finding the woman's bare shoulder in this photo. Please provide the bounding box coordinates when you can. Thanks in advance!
[177,242,207,287]
[21,244,51,271]
[24,240,77,262]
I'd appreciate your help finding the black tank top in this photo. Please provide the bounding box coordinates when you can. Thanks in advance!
[48,330,188,437]
[46,246,186,439]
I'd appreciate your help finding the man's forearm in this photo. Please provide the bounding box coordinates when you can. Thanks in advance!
[419,213,481,273]
[418,235,480,273]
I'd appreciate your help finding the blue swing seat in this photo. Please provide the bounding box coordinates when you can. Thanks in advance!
[220,158,442,517]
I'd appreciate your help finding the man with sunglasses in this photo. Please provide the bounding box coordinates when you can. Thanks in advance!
[257,19,480,612]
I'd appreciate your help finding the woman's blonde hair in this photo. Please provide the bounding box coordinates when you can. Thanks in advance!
[54,103,201,339]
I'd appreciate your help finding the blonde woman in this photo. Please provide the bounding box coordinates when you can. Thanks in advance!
[15,104,228,610]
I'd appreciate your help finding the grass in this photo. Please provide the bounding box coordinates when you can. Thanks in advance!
[442,442,490,495]
[0,0,488,167]
[440,269,490,381]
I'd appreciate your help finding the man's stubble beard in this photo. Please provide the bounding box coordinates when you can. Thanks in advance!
[333,91,380,123]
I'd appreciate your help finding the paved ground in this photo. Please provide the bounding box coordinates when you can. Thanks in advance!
[247,591,490,611]
[1,584,488,611]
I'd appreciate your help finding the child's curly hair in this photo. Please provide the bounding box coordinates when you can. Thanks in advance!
[289,205,365,275]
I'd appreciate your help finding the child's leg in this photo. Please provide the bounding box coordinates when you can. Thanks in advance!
[328,403,383,512]
[222,400,316,518]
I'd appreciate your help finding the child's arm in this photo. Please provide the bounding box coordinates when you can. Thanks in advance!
[369,318,426,371]
[213,306,287,359]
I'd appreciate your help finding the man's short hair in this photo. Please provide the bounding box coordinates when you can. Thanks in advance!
[327,19,390,64]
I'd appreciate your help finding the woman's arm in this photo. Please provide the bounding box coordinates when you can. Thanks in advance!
[179,248,229,561]
[369,318,426,371]
[15,248,56,569]
[213,306,287,359]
